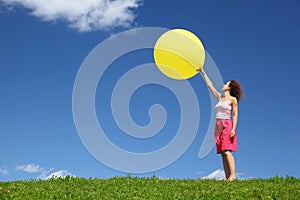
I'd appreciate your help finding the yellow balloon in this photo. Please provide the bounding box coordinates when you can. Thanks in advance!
[154,29,205,80]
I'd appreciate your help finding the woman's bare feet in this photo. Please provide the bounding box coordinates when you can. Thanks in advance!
[227,177,236,182]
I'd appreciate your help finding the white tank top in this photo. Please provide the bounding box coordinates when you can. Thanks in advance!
[215,99,232,119]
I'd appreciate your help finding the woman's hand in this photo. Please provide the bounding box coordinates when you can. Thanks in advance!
[230,130,235,138]
[196,67,204,73]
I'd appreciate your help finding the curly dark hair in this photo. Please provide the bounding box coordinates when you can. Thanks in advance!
[229,80,243,102]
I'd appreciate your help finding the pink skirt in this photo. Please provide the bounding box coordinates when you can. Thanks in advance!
[214,119,237,154]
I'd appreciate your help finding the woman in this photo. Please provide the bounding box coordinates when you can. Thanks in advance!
[197,67,243,181]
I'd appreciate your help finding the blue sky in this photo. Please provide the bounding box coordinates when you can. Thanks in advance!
[1,0,300,181]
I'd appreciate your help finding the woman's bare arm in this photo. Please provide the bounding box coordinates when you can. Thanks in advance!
[197,68,221,100]
[230,97,238,137]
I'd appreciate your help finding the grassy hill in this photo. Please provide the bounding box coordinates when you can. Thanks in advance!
[1,176,299,199]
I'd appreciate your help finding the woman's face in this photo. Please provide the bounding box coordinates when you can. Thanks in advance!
[222,81,231,92]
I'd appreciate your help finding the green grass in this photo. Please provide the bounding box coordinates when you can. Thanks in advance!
[1,176,299,200]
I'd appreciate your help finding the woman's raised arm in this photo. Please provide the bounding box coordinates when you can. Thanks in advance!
[197,68,221,100]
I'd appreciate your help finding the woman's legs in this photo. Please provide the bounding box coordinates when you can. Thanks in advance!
[221,152,230,179]
[221,151,236,180]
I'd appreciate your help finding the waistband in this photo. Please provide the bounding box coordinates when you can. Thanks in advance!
[216,118,231,120]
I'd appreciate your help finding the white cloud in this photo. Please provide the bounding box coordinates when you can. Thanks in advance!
[15,163,76,180]
[46,169,75,179]
[37,168,76,180]
[201,169,248,180]
[16,164,44,173]
[202,169,225,180]
[0,168,9,175]
[1,0,143,32]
